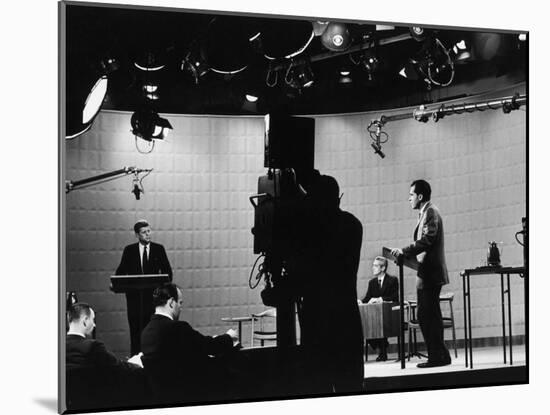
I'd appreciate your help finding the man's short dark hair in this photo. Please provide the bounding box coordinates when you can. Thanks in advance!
[134,220,150,234]
[411,179,431,202]
[67,302,92,324]
[153,283,180,307]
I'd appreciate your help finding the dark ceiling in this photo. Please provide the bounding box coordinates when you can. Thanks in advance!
[64,3,527,132]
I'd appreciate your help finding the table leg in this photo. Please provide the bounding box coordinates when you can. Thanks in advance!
[467,274,473,369]
[500,273,507,364]
[238,321,243,346]
[506,274,513,365]
[462,273,468,368]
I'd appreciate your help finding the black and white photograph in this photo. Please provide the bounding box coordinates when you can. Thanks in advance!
[5,0,547,414]
[58,0,531,412]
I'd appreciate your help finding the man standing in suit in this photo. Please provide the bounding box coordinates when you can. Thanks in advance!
[360,256,399,361]
[140,283,239,403]
[390,179,451,368]
[116,220,173,355]
[66,302,141,370]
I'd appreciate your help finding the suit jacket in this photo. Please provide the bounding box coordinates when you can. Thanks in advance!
[66,334,123,370]
[140,314,234,399]
[361,273,399,303]
[115,242,173,280]
[402,201,449,287]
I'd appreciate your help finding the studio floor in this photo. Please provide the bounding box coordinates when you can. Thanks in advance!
[363,345,527,392]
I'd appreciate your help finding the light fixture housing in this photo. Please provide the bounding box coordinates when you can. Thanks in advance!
[66,56,116,139]
[285,60,314,90]
[131,108,173,141]
[321,22,352,51]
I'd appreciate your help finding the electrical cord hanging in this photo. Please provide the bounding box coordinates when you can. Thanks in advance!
[135,136,156,154]
[249,253,267,289]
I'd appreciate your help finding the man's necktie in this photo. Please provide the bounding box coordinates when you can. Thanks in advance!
[142,246,148,274]
[378,279,383,289]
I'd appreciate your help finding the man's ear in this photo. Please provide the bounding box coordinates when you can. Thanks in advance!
[418,194,424,202]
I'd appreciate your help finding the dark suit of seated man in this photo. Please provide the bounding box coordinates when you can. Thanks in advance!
[66,303,147,409]
[360,256,399,361]
[140,283,239,404]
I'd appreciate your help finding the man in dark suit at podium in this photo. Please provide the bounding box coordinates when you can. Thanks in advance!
[116,220,173,355]
[390,180,451,368]
[360,256,399,361]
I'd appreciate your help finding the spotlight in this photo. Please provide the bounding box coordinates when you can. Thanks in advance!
[400,38,454,87]
[182,46,210,84]
[142,84,160,100]
[321,22,352,51]
[410,26,428,42]
[338,65,353,84]
[134,50,166,71]
[82,76,108,124]
[450,40,472,63]
[285,60,314,90]
[261,20,315,60]
[66,56,118,139]
[131,108,173,141]
[350,50,379,82]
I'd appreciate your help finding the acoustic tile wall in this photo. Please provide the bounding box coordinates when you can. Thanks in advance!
[65,85,526,356]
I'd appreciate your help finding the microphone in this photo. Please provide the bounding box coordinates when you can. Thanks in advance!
[132,177,142,200]
[371,142,385,158]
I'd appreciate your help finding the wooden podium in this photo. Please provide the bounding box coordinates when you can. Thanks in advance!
[358,302,400,340]
[109,274,170,293]
[382,247,419,369]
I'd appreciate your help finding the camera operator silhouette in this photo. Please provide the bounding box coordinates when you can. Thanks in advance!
[291,174,365,394]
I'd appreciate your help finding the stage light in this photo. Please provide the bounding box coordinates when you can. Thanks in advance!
[134,50,166,71]
[66,56,118,139]
[410,26,427,42]
[82,76,108,124]
[400,38,454,87]
[182,46,210,84]
[261,20,315,60]
[142,84,160,100]
[131,108,173,142]
[321,22,352,52]
[285,60,314,90]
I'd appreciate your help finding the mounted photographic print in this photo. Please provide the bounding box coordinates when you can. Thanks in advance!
[59,1,528,413]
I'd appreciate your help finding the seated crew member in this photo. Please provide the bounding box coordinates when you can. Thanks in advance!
[360,256,399,361]
[140,283,239,403]
[66,302,142,370]
[115,220,173,355]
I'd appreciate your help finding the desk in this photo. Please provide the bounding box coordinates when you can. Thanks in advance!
[358,302,400,339]
[460,266,526,369]
[221,316,255,347]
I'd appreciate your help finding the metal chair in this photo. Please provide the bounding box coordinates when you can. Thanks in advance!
[250,308,277,346]
[439,292,458,358]
[407,292,458,359]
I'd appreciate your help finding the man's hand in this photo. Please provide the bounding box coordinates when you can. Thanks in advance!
[368,297,383,304]
[226,328,238,339]
[390,248,403,257]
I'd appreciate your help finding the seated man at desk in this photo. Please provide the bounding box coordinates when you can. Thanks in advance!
[66,302,143,370]
[140,283,240,403]
[360,256,399,361]
[66,302,147,408]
